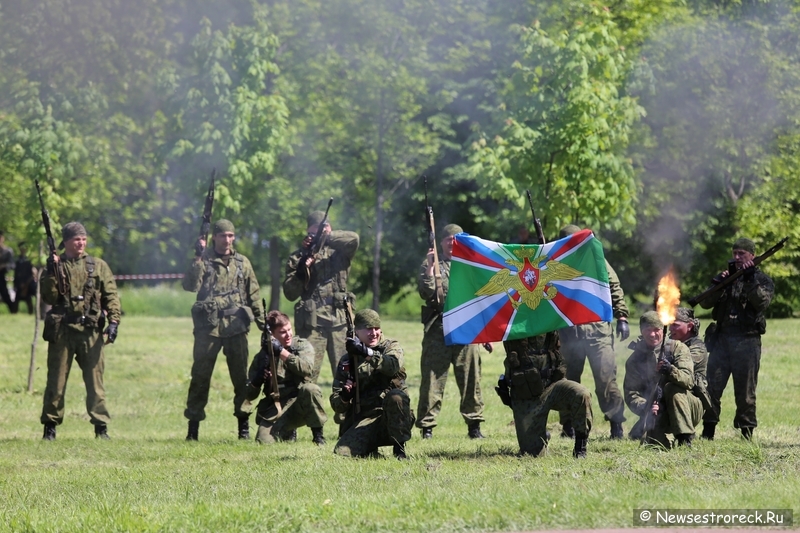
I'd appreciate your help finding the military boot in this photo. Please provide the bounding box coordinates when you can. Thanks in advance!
[237,416,250,440]
[701,423,715,441]
[186,420,200,441]
[741,427,754,440]
[311,427,326,446]
[95,424,110,440]
[560,423,575,439]
[393,442,408,460]
[43,422,56,441]
[610,422,624,440]
[467,422,485,439]
[676,433,694,447]
[421,427,433,439]
[573,432,588,458]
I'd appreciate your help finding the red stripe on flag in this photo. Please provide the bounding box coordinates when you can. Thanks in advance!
[472,297,516,344]
[549,229,592,261]
[453,238,507,270]
[551,292,602,324]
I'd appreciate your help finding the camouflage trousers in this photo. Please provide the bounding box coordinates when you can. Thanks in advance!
[185,329,252,421]
[559,325,625,425]
[41,327,111,426]
[254,383,329,443]
[633,383,703,446]
[703,334,761,429]
[297,322,348,383]
[334,389,415,457]
[416,327,484,429]
[512,380,593,456]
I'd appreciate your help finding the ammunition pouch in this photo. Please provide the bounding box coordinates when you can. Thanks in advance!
[495,375,512,407]
[218,306,254,337]
[295,299,315,330]
[43,311,64,342]
[191,300,220,330]
[509,366,544,402]
[420,304,441,331]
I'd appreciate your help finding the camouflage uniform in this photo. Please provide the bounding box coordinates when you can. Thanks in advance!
[244,338,327,443]
[40,251,121,429]
[558,259,628,430]
[183,245,264,423]
[624,336,702,447]
[502,334,593,457]
[700,265,774,434]
[331,337,414,457]
[0,238,13,312]
[416,258,484,433]
[283,229,359,382]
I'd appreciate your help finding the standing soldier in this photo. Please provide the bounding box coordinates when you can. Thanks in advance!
[331,309,414,459]
[0,230,14,312]
[183,219,265,441]
[244,311,328,445]
[416,224,485,440]
[283,210,359,382]
[40,222,121,440]
[699,238,774,440]
[496,333,593,458]
[557,225,629,440]
[14,242,37,315]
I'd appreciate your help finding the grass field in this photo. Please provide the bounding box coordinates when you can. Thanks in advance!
[1,314,799,532]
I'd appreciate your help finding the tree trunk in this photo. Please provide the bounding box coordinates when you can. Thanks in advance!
[28,242,43,393]
[269,235,282,312]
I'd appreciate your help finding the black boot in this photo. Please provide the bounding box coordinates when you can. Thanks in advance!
[95,424,110,440]
[610,422,624,440]
[421,427,433,439]
[560,423,575,439]
[741,427,754,440]
[467,422,485,439]
[701,423,715,441]
[573,432,588,458]
[280,429,297,442]
[393,442,408,460]
[43,422,56,441]
[311,427,326,446]
[676,433,694,447]
[186,420,199,441]
[237,416,250,440]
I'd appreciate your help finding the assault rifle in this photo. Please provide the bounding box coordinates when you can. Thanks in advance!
[34,180,67,296]
[261,298,281,415]
[199,169,215,243]
[424,177,444,306]
[526,190,546,245]
[344,296,360,414]
[298,197,333,287]
[641,326,669,442]
[688,237,789,307]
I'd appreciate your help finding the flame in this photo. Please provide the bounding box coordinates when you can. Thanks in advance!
[656,268,681,325]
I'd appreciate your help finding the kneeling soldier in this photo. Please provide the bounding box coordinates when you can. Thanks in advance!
[498,333,593,457]
[331,309,414,459]
[245,311,327,444]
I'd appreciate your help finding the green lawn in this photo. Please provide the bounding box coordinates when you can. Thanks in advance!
[1,314,799,532]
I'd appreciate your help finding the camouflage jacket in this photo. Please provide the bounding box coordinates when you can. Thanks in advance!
[41,253,121,331]
[502,333,565,401]
[245,337,315,403]
[183,248,264,337]
[418,257,451,332]
[283,230,359,329]
[623,337,694,417]
[559,259,628,341]
[700,268,774,336]
[330,337,407,425]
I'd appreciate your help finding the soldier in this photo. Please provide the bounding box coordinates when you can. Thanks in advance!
[557,224,628,440]
[244,311,327,445]
[40,222,121,440]
[699,238,774,440]
[496,333,593,458]
[14,242,37,315]
[183,219,265,441]
[416,223,485,440]
[623,311,702,448]
[0,230,14,312]
[669,307,713,416]
[331,309,414,459]
[283,211,359,382]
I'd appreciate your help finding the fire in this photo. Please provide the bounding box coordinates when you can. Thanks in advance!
[656,268,681,325]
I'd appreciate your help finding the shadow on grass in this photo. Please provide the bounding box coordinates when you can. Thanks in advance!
[423,446,520,460]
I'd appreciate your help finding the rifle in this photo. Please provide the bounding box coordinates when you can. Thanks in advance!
[199,169,216,243]
[688,237,789,307]
[299,197,333,287]
[344,296,360,415]
[424,177,444,305]
[526,190,546,245]
[261,298,281,416]
[641,326,669,442]
[34,180,67,296]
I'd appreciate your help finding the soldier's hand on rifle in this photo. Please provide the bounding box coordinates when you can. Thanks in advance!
[104,321,119,345]
[340,379,355,401]
[302,233,315,249]
[651,402,660,416]
[482,342,493,353]
[194,238,206,257]
[346,337,375,359]
[657,358,673,375]
[616,318,630,341]
[269,337,284,357]
[46,252,59,274]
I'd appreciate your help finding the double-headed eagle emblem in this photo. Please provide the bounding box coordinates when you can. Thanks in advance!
[475,247,583,310]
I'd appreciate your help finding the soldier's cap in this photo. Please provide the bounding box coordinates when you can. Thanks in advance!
[441,224,463,239]
[639,310,663,330]
[732,237,755,255]
[674,307,700,333]
[354,308,381,330]
[559,224,582,239]
[307,210,327,228]
[59,222,87,249]
[213,219,235,235]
